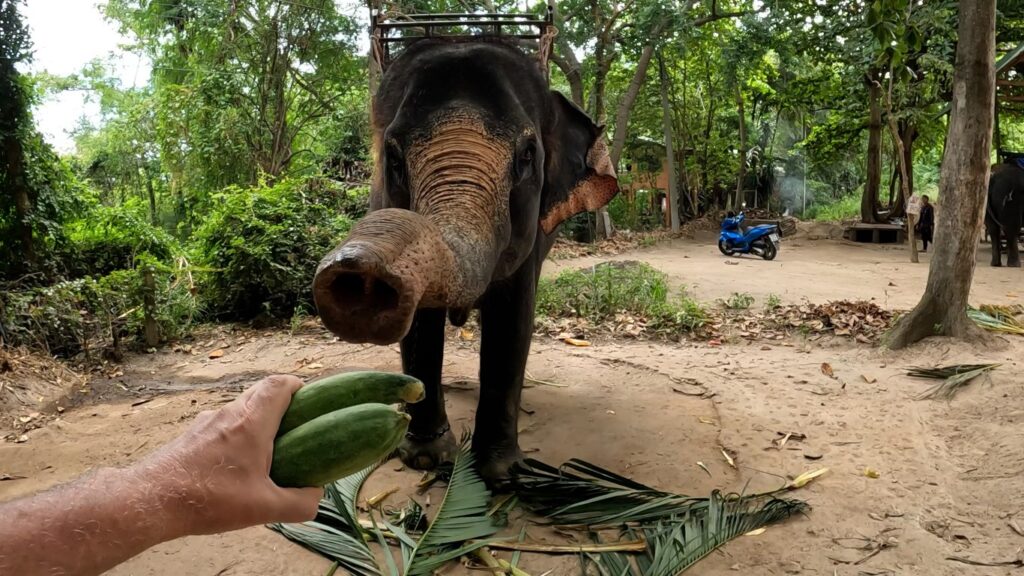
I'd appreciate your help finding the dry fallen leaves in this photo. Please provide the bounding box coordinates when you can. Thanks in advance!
[721,447,737,468]
[821,362,835,378]
[208,349,225,359]
[863,467,881,479]
[787,467,829,489]
[562,337,591,347]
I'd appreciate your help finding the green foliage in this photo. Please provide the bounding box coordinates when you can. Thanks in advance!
[722,292,755,310]
[191,178,352,320]
[804,191,862,222]
[536,262,706,334]
[764,293,782,312]
[606,190,659,232]
[0,261,198,357]
[61,201,177,277]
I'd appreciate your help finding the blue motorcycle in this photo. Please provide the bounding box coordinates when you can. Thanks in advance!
[718,208,780,260]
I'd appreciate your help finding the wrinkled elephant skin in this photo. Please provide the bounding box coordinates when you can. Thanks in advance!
[312,40,619,484]
[986,162,1024,267]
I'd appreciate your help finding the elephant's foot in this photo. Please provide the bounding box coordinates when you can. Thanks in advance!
[1010,261,1022,268]
[397,426,458,471]
[473,441,525,489]
[992,259,1003,267]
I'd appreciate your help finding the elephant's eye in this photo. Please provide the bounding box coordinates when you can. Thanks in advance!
[386,140,405,187]
[515,141,536,182]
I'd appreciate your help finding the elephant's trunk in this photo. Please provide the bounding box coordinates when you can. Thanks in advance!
[314,117,511,344]
[313,209,459,344]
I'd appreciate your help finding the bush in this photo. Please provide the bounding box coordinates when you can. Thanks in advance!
[804,191,861,221]
[191,178,352,320]
[0,261,199,357]
[61,201,177,277]
[536,261,706,334]
[607,190,660,232]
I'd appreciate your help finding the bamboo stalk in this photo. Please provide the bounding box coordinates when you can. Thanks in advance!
[497,558,533,576]
[473,548,508,575]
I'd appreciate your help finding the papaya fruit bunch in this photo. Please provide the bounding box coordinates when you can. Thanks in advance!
[269,371,424,488]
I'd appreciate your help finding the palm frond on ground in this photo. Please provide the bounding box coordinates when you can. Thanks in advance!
[511,458,800,527]
[906,363,999,400]
[271,450,810,575]
[969,305,1024,334]
[269,436,500,576]
[269,463,380,576]
[401,436,501,575]
[584,492,808,576]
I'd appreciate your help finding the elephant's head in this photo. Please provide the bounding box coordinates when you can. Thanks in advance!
[313,40,618,344]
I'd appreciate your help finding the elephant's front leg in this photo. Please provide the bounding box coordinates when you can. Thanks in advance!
[473,258,538,486]
[397,308,457,470]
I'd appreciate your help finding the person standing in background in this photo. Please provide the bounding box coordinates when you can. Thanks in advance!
[916,195,935,252]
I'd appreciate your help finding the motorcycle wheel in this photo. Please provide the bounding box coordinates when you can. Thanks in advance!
[718,239,735,256]
[761,239,778,261]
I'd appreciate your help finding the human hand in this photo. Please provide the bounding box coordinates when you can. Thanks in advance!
[134,375,323,536]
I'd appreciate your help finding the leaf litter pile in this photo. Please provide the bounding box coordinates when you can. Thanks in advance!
[537,298,895,344]
[272,436,820,575]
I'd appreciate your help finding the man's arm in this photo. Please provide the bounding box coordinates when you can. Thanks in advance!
[0,375,323,576]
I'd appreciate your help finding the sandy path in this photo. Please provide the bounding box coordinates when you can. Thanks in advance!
[547,233,1022,310]
[2,238,1024,575]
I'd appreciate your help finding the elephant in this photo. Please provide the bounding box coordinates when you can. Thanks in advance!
[311,39,619,485]
[986,161,1024,267]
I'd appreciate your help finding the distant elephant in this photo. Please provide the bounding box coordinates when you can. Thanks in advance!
[986,161,1024,267]
[311,39,618,484]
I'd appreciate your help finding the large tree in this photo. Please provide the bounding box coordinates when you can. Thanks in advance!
[0,0,33,272]
[885,0,996,349]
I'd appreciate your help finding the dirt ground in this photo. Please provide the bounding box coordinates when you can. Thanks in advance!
[3,235,1024,576]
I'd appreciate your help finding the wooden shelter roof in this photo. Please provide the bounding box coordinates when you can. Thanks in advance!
[997,42,1024,112]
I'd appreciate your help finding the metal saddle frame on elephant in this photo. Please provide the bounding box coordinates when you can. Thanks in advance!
[369,2,557,83]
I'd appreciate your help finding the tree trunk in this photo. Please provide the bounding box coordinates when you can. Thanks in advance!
[885,100,918,264]
[735,83,747,209]
[608,21,667,167]
[146,171,158,226]
[862,69,884,223]
[4,134,33,271]
[886,0,996,349]
[659,53,679,233]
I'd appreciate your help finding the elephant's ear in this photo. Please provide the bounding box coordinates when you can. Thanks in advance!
[539,92,619,235]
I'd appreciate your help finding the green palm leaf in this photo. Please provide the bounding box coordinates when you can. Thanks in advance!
[513,458,714,526]
[586,492,808,576]
[403,435,502,575]
[269,463,381,576]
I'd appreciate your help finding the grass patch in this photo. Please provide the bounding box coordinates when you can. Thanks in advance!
[536,261,706,335]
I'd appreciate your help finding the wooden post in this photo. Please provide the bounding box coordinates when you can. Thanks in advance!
[142,267,159,347]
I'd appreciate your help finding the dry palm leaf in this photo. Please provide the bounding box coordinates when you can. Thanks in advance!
[968,306,1024,335]
[907,363,999,400]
